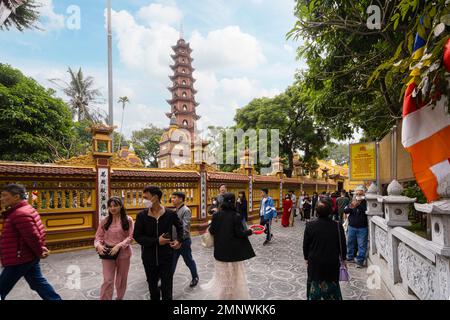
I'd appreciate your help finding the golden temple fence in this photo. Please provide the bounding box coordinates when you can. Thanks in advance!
[0,162,336,252]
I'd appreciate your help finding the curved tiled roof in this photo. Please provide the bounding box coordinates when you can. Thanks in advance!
[111,169,199,179]
[283,178,302,184]
[0,163,95,176]
[253,175,282,183]
[208,172,249,182]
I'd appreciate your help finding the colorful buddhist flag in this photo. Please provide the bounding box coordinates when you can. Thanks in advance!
[401,17,450,202]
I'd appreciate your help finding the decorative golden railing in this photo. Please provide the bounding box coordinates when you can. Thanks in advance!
[0,162,337,252]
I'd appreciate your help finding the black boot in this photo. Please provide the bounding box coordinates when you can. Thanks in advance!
[190,277,199,287]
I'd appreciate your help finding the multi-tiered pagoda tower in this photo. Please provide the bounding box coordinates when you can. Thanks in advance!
[157,38,202,169]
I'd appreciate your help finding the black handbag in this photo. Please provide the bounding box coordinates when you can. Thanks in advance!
[98,244,121,260]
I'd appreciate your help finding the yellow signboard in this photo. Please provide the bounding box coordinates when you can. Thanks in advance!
[349,142,376,181]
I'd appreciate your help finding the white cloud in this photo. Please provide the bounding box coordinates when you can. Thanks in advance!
[284,44,294,53]
[189,26,266,70]
[4,2,292,138]
[136,3,182,27]
[111,7,266,79]
[195,72,281,130]
[108,4,275,133]
[36,0,65,32]
[110,9,179,80]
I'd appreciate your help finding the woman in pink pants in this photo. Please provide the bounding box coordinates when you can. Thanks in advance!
[94,197,134,300]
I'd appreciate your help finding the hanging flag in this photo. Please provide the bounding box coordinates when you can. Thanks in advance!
[401,16,450,202]
[0,0,25,27]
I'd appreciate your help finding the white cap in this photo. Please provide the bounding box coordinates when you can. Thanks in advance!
[354,185,366,192]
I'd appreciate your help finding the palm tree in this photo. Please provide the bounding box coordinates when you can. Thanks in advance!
[117,96,130,151]
[0,0,40,31]
[49,67,104,123]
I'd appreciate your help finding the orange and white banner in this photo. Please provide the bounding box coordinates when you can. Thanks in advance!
[402,89,450,202]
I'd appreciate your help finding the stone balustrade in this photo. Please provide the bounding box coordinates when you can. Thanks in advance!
[368,176,450,300]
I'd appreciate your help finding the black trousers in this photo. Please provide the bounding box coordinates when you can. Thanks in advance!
[143,262,173,300]
[260,216,272,242]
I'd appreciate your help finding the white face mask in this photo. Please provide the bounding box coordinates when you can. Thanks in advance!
[143,199,153,209]
[356,196,365,201]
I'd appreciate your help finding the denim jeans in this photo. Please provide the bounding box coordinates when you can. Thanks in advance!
[260,216,272,242]
[0,259,61,300]
[346,226,369,264]
[172,238,198,279]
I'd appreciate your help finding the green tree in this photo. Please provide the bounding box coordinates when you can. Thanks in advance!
[42,119,93,160]
[0,0,41,31]
[131,125,164,167]
[287,0,402,141]
[117,96,130,152]
[325,143,349,166]
[205,125,240,173]
[288,0,449,140]
[0,63,73,162]
[113,131,128,153]
[49,67,104,123]
[51,123,127,160]
[370,0,449,112]
[235,86,330,177]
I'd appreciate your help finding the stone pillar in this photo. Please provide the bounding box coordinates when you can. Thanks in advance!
[378,179,416,286]
[366,182,383,255]
[414,175,450,299]
[366,182,383,219]
[241,149,254,218]
[91,125,114,228]
[379,180,415,228]
[280,179,283,212]
[248,174,253,217]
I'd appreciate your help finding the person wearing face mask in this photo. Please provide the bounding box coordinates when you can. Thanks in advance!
[133,186,183,300]
[343,185,368,268]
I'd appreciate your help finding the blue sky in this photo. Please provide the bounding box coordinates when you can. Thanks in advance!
[1,0,305,139]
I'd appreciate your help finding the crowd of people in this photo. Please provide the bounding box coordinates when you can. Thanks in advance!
[0,182,369,301]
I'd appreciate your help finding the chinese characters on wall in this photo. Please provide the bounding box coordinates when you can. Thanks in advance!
[98,168,109,220]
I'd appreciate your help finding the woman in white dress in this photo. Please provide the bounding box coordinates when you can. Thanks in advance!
[202,192,255,300]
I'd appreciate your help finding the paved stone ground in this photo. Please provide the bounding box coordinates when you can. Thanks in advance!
[4,217,392,300]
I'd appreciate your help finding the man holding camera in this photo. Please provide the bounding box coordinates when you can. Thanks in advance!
[343,185,368,268]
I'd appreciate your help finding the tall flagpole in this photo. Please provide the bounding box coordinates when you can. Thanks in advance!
[107,0,114,145]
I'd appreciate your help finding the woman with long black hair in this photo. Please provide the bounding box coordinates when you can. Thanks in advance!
[202,192,255,299]
[94,197,134,300]
[236,191,248,223]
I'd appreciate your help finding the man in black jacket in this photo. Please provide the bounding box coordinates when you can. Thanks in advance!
[133,186,183,300]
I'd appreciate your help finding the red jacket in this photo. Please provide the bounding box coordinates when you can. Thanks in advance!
[0,201,45,267]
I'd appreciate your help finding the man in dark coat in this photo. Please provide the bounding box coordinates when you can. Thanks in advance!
[133,186,183,300]
[303,199,347,300]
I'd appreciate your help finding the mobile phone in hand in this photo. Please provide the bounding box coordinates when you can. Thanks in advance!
[162,232,171,239]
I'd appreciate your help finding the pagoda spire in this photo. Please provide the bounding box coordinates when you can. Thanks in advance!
[165,36,200,139]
